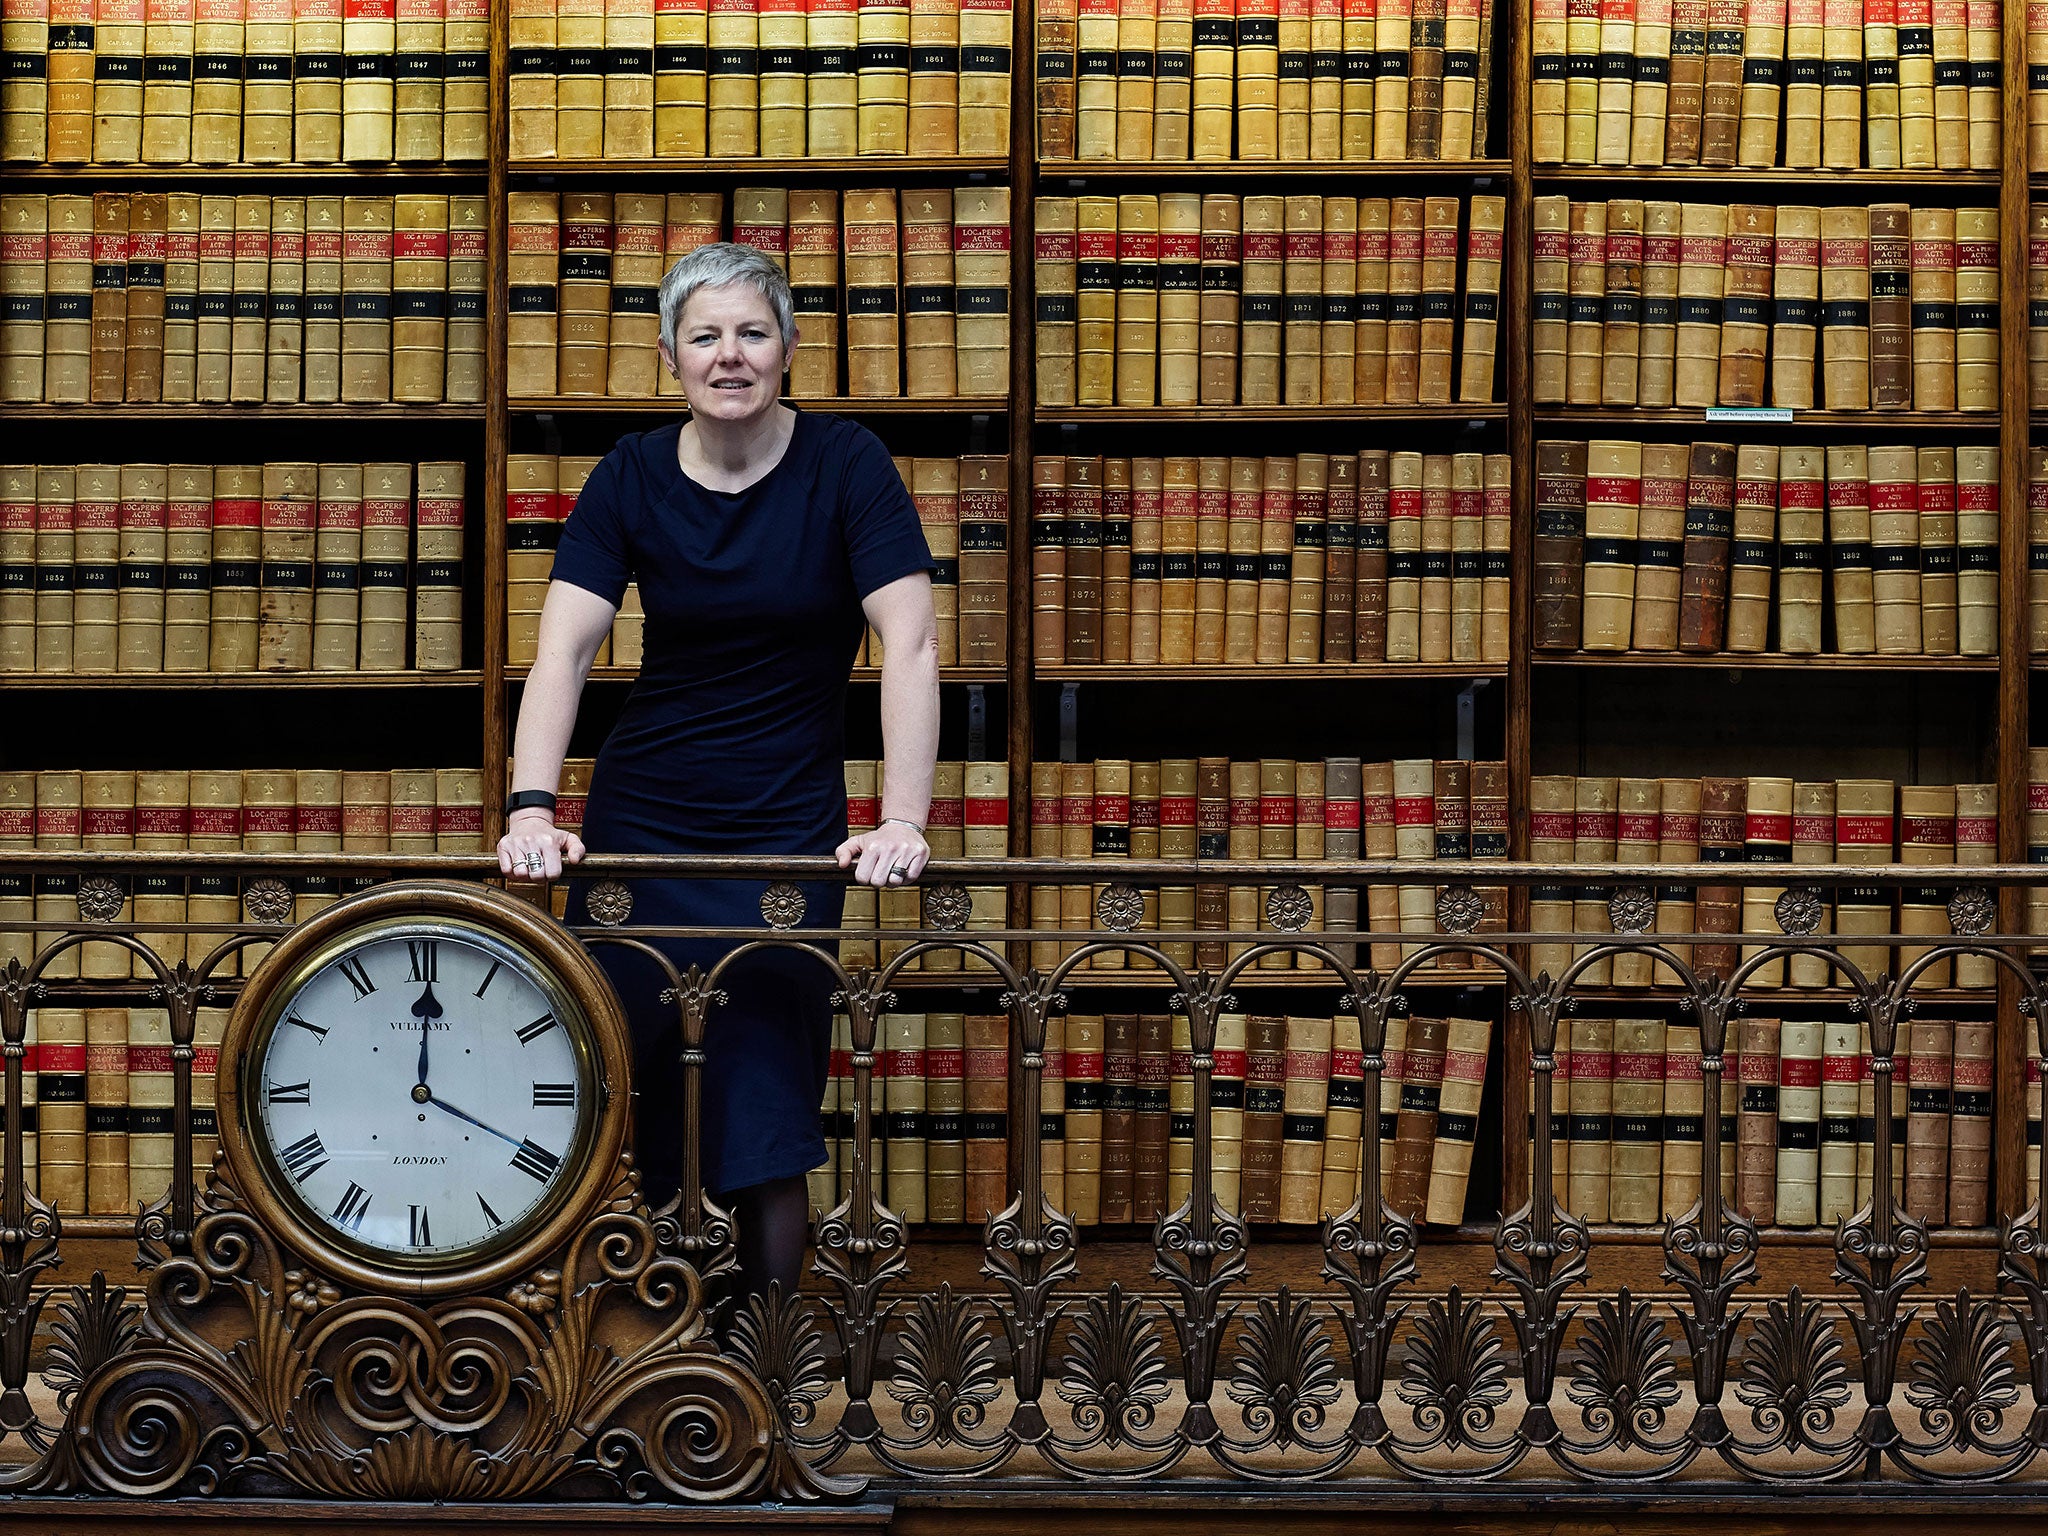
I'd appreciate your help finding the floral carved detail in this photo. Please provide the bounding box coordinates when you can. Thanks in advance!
[1057,1282,1170,1449]
[727,1283,832,1433]
[922,882,972,932]
[1607,885,1656,935]
[1226,1287,1342,1448]
[583,880,635,927]
[1775,886,1826,937]
[1566,1289,1681,1448]
[76,876,128,924]
[1946,886,1996,937]
[1095,882,1145,933]
[241,878,294,926]
[41,1274,140,1423]
[1434,886,1483,935]
[1398,1287,1512,1450]
[888,1284,1001,1446]
[1736,1286,1854,1440]
[758,882,807,930]
[1265,884,1313,933]
[1905,1289,2020,1439]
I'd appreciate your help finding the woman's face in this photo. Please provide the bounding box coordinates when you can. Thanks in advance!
[662,281,792,424]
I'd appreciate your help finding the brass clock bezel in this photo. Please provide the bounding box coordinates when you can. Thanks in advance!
[216,879,633,1298]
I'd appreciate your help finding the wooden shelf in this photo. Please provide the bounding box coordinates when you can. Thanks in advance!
[1039,663,1509,681]
[4,162,486,180]
[509,665,1008,684]
[3,670,484,690]
[511,396,1007,415]
[1036,404,1506,423]
[1564,986,1999,1006]
[508,156,1009,176]
[1036,158,1511,180]
[0,403,486,421]
[1534,652,2000,673]
[1535,164,1999,187]
[1535,407,1999,429]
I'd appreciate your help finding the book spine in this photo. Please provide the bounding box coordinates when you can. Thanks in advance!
[1736,1015,1780,1224]
[1735,0,1783,164]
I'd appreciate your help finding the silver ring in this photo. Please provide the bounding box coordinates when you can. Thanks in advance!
[890,864,910,879]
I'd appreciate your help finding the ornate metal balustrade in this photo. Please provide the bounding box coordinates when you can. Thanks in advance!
[0,850,2046,1497]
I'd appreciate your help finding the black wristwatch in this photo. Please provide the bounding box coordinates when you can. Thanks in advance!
[505,790,559,818]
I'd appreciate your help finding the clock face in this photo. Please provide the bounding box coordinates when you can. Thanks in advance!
[251,923,594,1265]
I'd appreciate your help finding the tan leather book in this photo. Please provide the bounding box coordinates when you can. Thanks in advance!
[235,0,291,161]
[1625,0,1670,161]
[292,0,344,161]
[389,193,447,402]
[1651,776,1699,978]
[1030,456,1065,663]
[592,0,660,158]
[160,464,211,671]
[1453,192,1503,403]
[301,195,342,401]
[413,460,461,671]
[1898,782,1954,989]
[953,185,1008,398]
[358,459,411,669]
[1946,1016,1990,1224]
[507,192,560,399]
[205,463,259,671]
[1953,206,1996,413]
[1529,193,1569,403]
[1382,450,1421,659]
[1697,0,1740,161]
[804,0,855,153]
[1286,453,1327,662]
[1864,0,1900,166]
[92,0,146,162]
[1950,781,1993,989]
[443,0,488,157]
[1739,775,1792,989]
[45,0,97,162]
[1612,785,1661,974]
[0,468,32,674]
[312,461,362,671]
[1954,444,1996,656]
[1673,200,1724,407]
[1144,192,1201,406]
[1912,442,1955,655]
[1735,1015,1780,1224]
[1232,0,1277,157]
[1565,197,1607,404]
[1073,0,1115,156]
[37,1005,86,1207]
[1591,0,1633,164]
[42,196,93,405]
[1771,444,1822,651]
[555,191,610,398]
[1423,1013,1488,1224]
[225,194,268,402]
[1185,0,1230,155]
[600,192,658,400]
[1113,193,1158,406]
[1569,773,1617,987]
[1869,202,1912,409]
[1817,204,1869,409]
[187,0,243,162]
[956,454,1007,665]
[1598,197,1642,406]
[1415,193,1457,404]
[1897,0,1934,162]
[959,0,1011,153]
[1608,1018,1665,1223]
[1033,196,1078,406]
[1239,193,1284,405]
[1781,0,1821,163]
[1726,442,1776,653]
[1282,193,1323,405]
[1867,442,1920,654]
[1563,0,1596,161]
[114,464,166,673]
[62,467,112,675]
[1114,0,1156,156]
[390,0,445,159]
[1198,193,1240,403]
[91,1008,137,1208]
[1,197,46,405]
[1772,1018,1822,1226]
[1100,458,1132,661]
[1656,1022,1702,1216]
[1073,194,1116,404]
[1692,774,1745,978]
[1834,776,1895,981]
[433,766,483,854]
[259,196,302,402]
[507,0,559,158]
[1253,457,1293,664]
[880,1012,929,1221]
[256,461,315,671]
[1628,440,1685,649]
[1735,0,1783,164]
[1716,203,1772,407]
[88,195,129,406]
[1781,779,1837,988]
[2,0,49,161]
[1826,442,1873,652]
[902,189,956,399]
[1562,1014,1612,1220]
[340,0,396,159]
[1768,205,1817,407]
[1903,1016,1950,1222]
[555,0,608,157]
[857,0,911,152]
[1964,0,1995,166]
[339,195,393,402]
[1580,438,1639,650]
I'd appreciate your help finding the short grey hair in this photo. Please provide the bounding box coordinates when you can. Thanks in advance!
[658,241,797,355]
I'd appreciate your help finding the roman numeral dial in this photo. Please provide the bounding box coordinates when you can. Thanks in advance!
[255,925,592,1265]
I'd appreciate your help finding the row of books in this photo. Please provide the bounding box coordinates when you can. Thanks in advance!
[1533,0,2001,170]
[1535,439,1999,658]
[1030,449,1511,668]
[1541,1015,2007,1230]
[1533,197,1999,414]
[505,451,1008,668]
[0,192,486,407]
[840,759,1010,971]
[2,1006,226,1216]
[1035,191,1504,409]
[0,0,489,165]
[505,0,1014,160]
[0,767,490,980]
[507,186,1010,401]
[815,1008,1493,1226]
[1023,755,1508,971]
[1527,772,1998,991]
[1034,0,1499,163]
[2,460,466,676]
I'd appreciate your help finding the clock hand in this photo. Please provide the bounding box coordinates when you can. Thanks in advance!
[411,978,443,1087]
[425,1094,524,1151]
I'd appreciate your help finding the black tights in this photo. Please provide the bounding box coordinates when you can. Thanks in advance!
[731,1174,811,1302]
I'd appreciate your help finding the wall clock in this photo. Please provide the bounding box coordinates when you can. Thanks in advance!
[214,879,633,1296]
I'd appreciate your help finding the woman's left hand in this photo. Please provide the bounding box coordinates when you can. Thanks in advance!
[837,823,930,888]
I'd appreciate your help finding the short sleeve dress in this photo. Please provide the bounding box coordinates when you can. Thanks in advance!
[549,410,934,1203]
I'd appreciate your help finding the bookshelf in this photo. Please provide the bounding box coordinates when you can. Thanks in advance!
[0,0,2040,1277]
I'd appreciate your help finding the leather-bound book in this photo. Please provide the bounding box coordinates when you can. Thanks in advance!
[1693,774,1745,978]
[1129,1014,1170,1220]
[312,462,362,670]
[1034,197,1078,407]
[339,0,396,160]
[1818,204,1869,409]
[1953,444,1995,655]
[1655,776,1699,976]
[94,0,146,162]
[1415,193,1457,404]
[295,0,347,162]
[1311,1012,1358,1214]
[903,189,956,399]
[1826,442,1873,652]
[1868,203,1912,407]
[89,195,130,406]
[1898,782,1954,989]
[1074,194,1116,404]
[922,1012,965,1223]
[1384,195,1424,402]
[1456,192,1502,402]
[1725,442,1776,653]
[1592,0,1633,163]
[1099,459,1132,661]
[1239,194,1284,404]
[1786,780,1836,987]
[1953,206,1996,413]
[1774,444,1823,650]
[1254,455,1295,663]
[115,464,167,673]
[1816,1017,1859,1220]
[1271,1015,1330,1223]
[1571,774,1617,986]
[187,0,243,163]
[1739,775,1791,989]
[1062,1013,1103,1222]
[3,0,49,161]
[338,194,393,403]
[1532,0,1566,159]
[161,465,211,671]
[1530,194,1570,401]
[1897,0,1934,162]
[1354,448,1388,657]
[1157,458,1197,663]
[1565,197,1607,404]
[357,459,410,670]
[1773,1018,1821,1226]
[1630,440,1685,649]
[856,0,910,152]
[601,192,659,400]
[390,193,447,403]
[752,0,802,154]
[1947,1015,1990,1224]
[1673,200,1724,406]
[1238,1015,1287,1220]
[1115,192,1159,406]
[1383,450,1421,659]
[227,194,270,402]
[506,191,559,401]
[1628,0,1670,162]
[1964,0,1994,165]
[45,0,97,163]
[1030,457,1066,663]
[41,196,93,405]
[956,454,1006,665]
[1,196,46,405]
[1064,455,1103,661]
[1074,0,1115,155]
[1581,438,1639,650]
[1605,204,1654,405]
[1867,442,1920,653]
[1609,1017,1665,1223]
[441,0,486,157]
[1282,194,1324,405]
[1834,776,1894,981]
[1563,0,1597,161]
[1696,0,1740,161]
[1425,1012,1489,1224]
[1715,202,1772,406]
[204,464,259,671]
[1312,0,1347,157]
[1407,0,1445,155]
[1912,442,1953,654]
[1115,0,1156,158]
[1735,0,1783,164]
[1186,0,1229,156]
[33,467,77,675]
[1662,0,1704,159]
[1565,1014,1613,1220]
[1676,439,1734,651]
[1229,0,1274,157]
[412,460,461,670]
[1286,453,1327,661]
[703,0,758,155]
[71,466,119,675]
[1864,0,1900,166]
[958,0,1011,154]
[1909,204,1957,411]
[1192,458,1228,662]
[1319,455,1357,657]
[1769,205,1818,407]
[234,0,291,161]
[1735,1015,1780,1224]
[1387,1013,1445,1220]
[554,191,610,398]
[298,195,342,401]
[1660,1022,1703,1216]
[961,1013,1008,1221]
[1903,1016,1950,1222]
[1,469,32,673]
[650,0,707,156]
[843,188,900,399]
[1098,1014,1138,1222]
[262,196,304,402]
[1158,192,1202,405]
[1782,0,1821,162]
[1533,438,1586,649]
[256,461,314,672]
[951,184,1007,397]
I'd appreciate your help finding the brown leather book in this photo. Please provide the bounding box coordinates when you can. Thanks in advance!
[1693,774,1746,978]
[89,195,129,405]
[1903,1016,1951,1224]
[1101,1013,1139,1223]
[957,454,1008,666]
[963,1012,1009,1222]
[1388,1014,1447,1220]
[1676,440,1735,651]
[1064,455,1103,663]
[123,194,166,404]
[1198,193,1240,407]
[1716,204,1773,407]
[1698,0,1742,162]
[1736,1016,1781,1225]
[1945,1017,1990,1225]
[1868,203,1913,410]
[1354,450,1389,660]
[1321,455,1357,661]
[1426,1012,1490,1225]
[1031,456,1067,666]
[1133,1013,1171,1221]
[1240,1015,1287,1221]
[1533,438,1586,650]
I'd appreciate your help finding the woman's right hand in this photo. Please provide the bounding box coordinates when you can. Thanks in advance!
[498,809,586,882]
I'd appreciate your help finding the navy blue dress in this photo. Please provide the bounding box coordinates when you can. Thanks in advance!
[551,410,934,1202]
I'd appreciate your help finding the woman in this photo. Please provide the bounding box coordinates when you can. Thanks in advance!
[497,242,941,1302]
